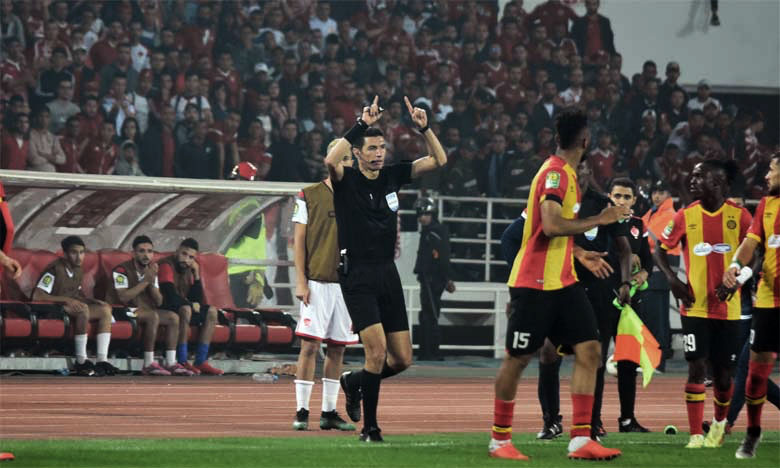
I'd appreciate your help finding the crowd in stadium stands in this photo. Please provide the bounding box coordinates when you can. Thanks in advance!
[0,0,776,200]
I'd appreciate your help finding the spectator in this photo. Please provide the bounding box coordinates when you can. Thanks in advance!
[233,24,266,82]
[687,79,722,112]
[211,51,242,111]
[571,0,616,66]
[559,67,584,108]
[208,109,240,179]
[610,53,631,94]
[171,71,211,121]
[67,45,96,103]
[127,70,153,134]
[502,131,541,199]
[589,130,617,191]
[80,121,118,175]
[668,108,706,154]
[267,119,309,182]
[629,77,660,135]
[0,112,29,170]
[174,103,199,147]
[57,115,82,173]
[140,105,176,177]
[526,0,576,37]
[33,21,72,69]
[34,47,73,106]
[100,43,138,96]
[128,21,150,73]
[175,120,219,179]
[1,37,33,105]
[180,4,216,61]
[530,80,560,133]
[119,117,141,150]
[46,79,80,134]
[641,60,658,82]
[102,75,135,137]
[78,95,104,142]
[238,119,271,180]
[114,141,145,176]
[301,128,326,182]
[663,88,688,129]
[487,133,514,197]
[27,108,65,172]
[483,44,509,90]
[90,20,123,72]
[309,2,337,46]
[658,61,686,107]
[0,0,25,48]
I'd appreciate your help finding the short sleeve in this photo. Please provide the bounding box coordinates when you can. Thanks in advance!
[538,167,569,205]
[158,262,174,284]
[746,198,766,243]
[739,207,753,241]
[389,162,412,187]
[659,209,686,250]
[291,190,308,225]
[113,266,129,289]
[35,268,56,294]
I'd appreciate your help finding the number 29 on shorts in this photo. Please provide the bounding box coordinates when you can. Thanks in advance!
[512,331,530,349]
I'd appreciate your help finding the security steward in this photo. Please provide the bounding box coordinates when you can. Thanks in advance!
[327,95,448,442]
[413,197,455,361]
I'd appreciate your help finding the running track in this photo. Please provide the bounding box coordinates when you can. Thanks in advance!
[1,375,778,439]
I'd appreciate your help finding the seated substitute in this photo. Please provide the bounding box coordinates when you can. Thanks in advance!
[32,236,120,376]
[109,235,193,376]
[157,238,223,375]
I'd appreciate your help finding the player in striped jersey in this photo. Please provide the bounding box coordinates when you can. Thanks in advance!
[654,160,752,449]
[489,110,631,462]
[722,152,780,459]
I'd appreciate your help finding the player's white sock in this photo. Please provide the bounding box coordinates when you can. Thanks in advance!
[74,334,88,364]
[143,351,154,367]
[165,350,177,367]
[568,436,590,452]
[295,379,314,411]
[489,438,510,451]
[322,378,340,412]
[96,332,111,362]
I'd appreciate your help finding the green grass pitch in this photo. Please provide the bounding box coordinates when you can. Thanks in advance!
[3,432,778,467]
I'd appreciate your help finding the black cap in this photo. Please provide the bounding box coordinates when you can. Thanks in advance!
[651,180,670,193]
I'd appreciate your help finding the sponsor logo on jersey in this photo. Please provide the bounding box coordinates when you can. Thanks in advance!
[693,242,713,256]
[768,234,780,249]
[712,243,732,254]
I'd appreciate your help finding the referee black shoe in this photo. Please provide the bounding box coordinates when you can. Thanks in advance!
[359,426,383,443]
[95,361,120,376]
[618,417,650,433]
[72,360,95,376]
[340,371,362,422]
[537,415,563,440]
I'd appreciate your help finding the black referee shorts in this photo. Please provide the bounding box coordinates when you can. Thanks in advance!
[339,261,409,334]
[506,284,600,356]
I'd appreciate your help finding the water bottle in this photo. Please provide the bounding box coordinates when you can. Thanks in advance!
[252,373,278,383]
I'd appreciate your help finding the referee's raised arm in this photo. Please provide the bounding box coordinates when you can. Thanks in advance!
[325,95,383,182]
[405,96,448,178]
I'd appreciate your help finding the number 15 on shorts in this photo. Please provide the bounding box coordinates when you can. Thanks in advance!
[512,332,530,349]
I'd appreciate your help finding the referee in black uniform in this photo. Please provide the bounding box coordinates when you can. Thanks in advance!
[326,95,448,442]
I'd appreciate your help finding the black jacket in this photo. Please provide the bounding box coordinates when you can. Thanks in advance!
[414,220,452,282]
[570,14,616,58]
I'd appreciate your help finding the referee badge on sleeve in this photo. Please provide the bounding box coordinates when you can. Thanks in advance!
[385,192,399,212]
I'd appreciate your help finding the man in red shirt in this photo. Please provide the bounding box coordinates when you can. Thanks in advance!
[570,0,616,66]
[77,95,103,143]
[238,119,272,180]
[79,121,117,174]
[57,115,82,173]
[180,4,216,61]
[1,37,33,104]
[526,0,577,36]
[90,20,123,72]
[210,51,241,110]
[0,113,29,170]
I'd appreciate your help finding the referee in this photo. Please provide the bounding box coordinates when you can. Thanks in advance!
[327,95,448,442]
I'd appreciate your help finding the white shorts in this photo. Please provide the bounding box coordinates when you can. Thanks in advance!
[296,280,358,344]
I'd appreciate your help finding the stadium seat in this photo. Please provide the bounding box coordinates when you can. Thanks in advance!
[197,252,295,348]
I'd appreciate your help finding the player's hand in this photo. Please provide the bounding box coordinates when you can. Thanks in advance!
[0,255,22,279]
[576,250,613,279]
[144,263,158,283]
[617,283,632,306]
[670,278,694,308]
[295,282,310,306]
[361,95,383,126]
[190,261,200,279]
[598,204,631,225]
[445,280,456,293]
[404,96,428,129]
[722,265,739,289]
[64,298,89,314]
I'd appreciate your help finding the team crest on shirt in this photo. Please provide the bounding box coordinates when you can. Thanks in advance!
[726,220,737,230]
[662,220,674,239]
[545,171,561,189]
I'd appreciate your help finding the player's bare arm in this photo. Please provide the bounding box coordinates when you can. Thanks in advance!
[615,236,633,304]
[293,222,310,306]
[540,199,630,237]
[326,95,383,182]
[722,237,760,289]
[653,245,694,308]
[405,96,447,178]
[0,251,21,279]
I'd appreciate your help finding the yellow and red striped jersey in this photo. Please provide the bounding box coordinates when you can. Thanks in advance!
[507,155,580,290]
[746,196,780,308]
[660,200,752,320]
